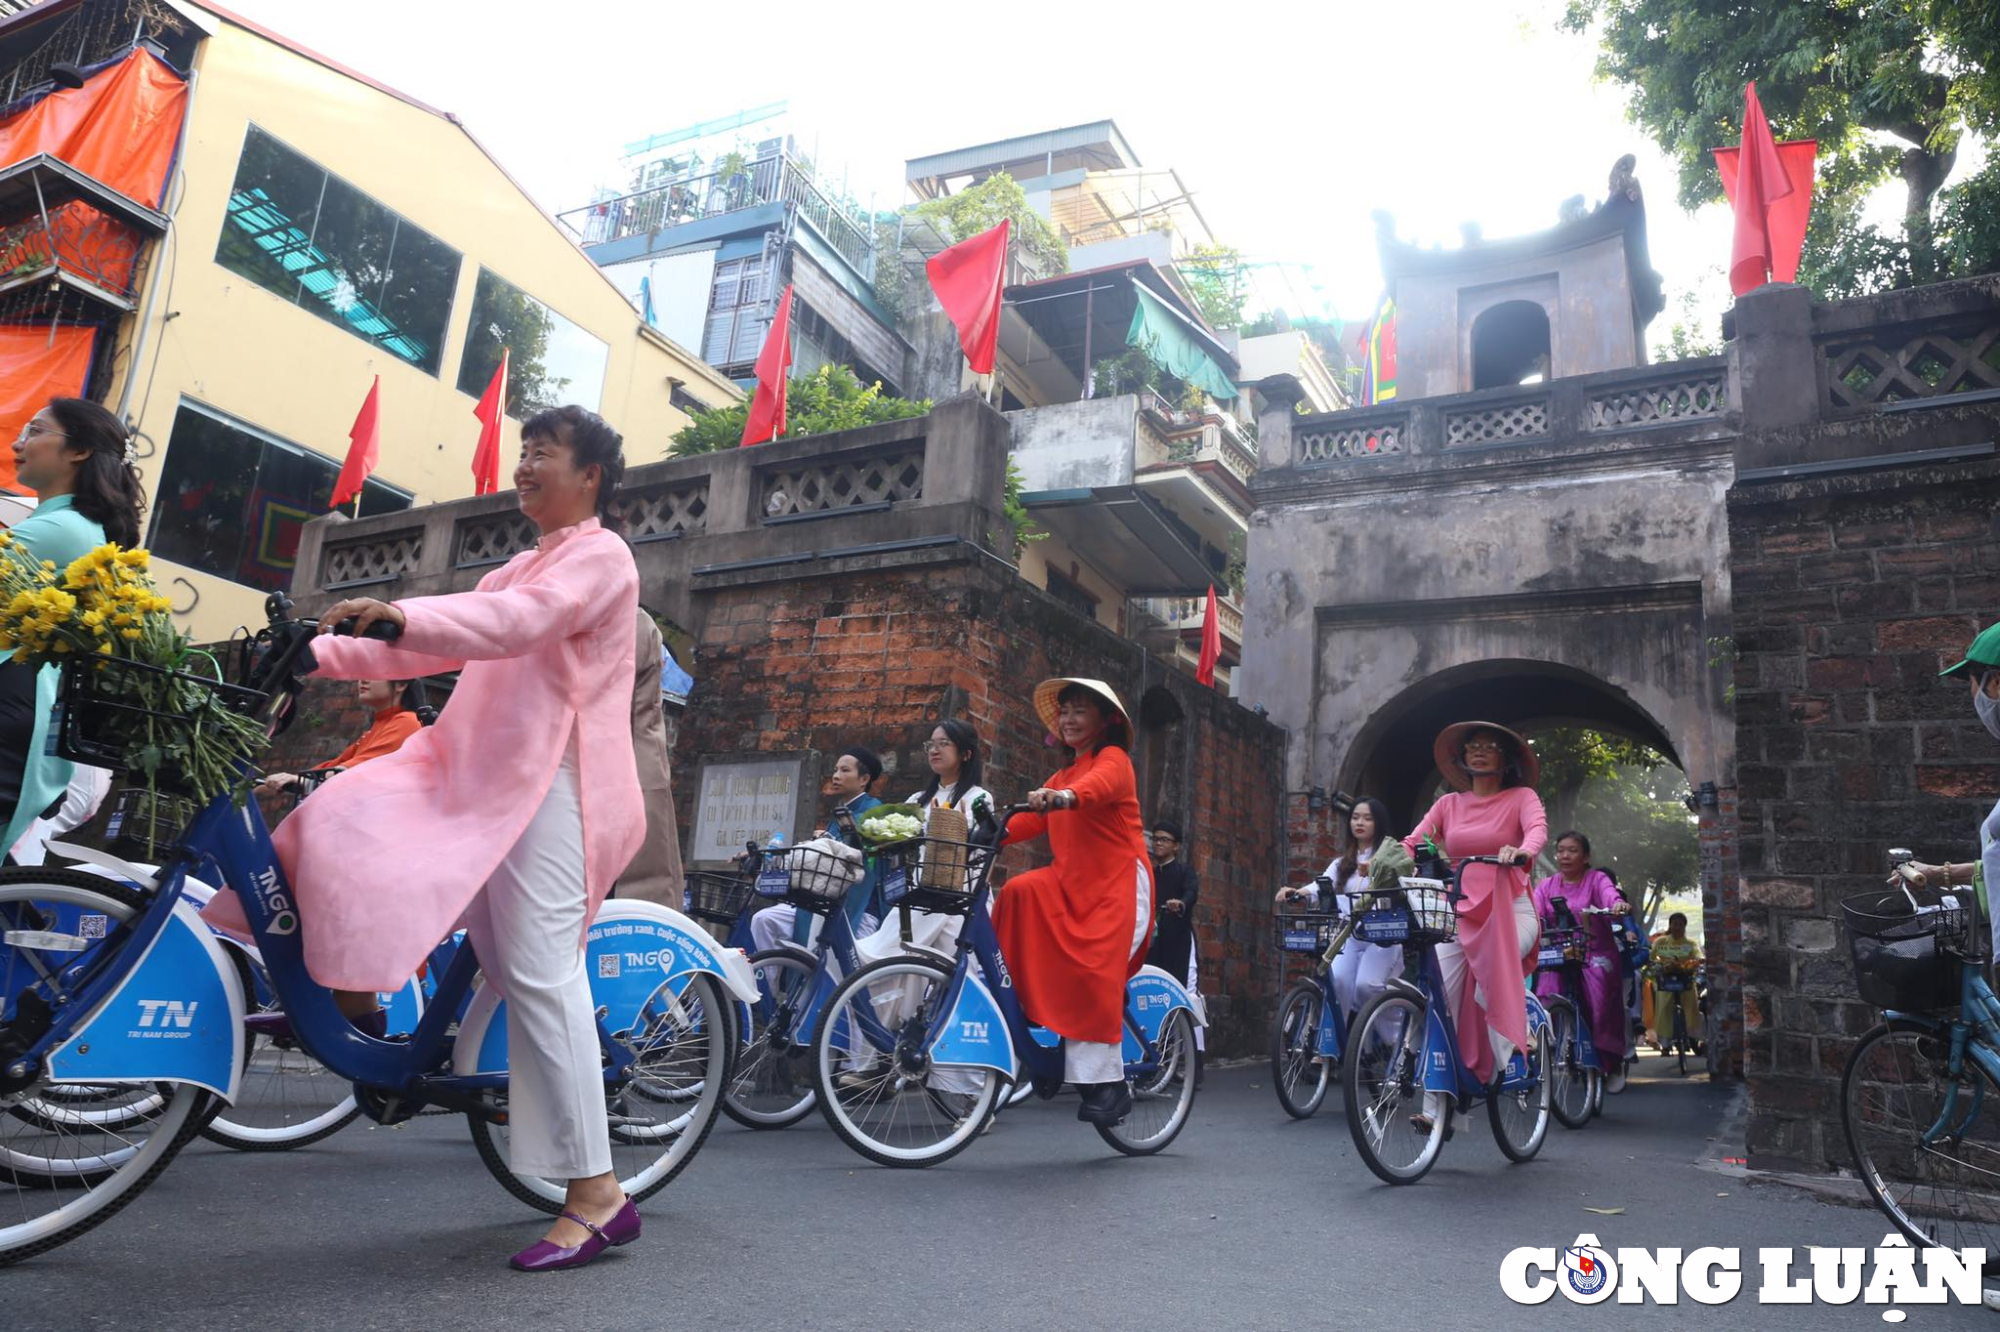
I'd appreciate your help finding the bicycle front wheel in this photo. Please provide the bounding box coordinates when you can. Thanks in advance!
[1843,1021,2000,1255]
[1271,982,1331,1120]
[722,948,818,1129]
[1488,1021,1552,1163]
[467,972,732,1214]
[0,870,214,1266]
[1343,991,1445,1184]
[1544,997,1595,1130]
[812,956,999,1168]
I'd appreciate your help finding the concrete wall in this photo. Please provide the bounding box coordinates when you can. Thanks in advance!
[1008,394,1141,491]
[1394,232,1641,399]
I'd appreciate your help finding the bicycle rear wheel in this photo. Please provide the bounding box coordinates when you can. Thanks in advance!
[1344,991,1445,1184]
[1842,1021,2000,1254]
[722,948,817,1129]
[1544,997,1594,1130]
[0,871,214,1265]
[1099,1008,1198,1156]
[812,957,999,1168]
[1488,1021,1553,1162]
[1271,982,1331,1120]
[468,973,732,1214]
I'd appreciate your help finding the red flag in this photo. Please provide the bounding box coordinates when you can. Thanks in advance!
[1717,83,1810,297]
[471,348,508,496]
[1714,137,1816,286]
[331,375,380,510]
[1196,584,1221,687]
[926,218,1009,375]
[741,283,794,447]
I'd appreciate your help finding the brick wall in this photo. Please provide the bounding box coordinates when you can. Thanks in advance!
[1727,455,2000,1170]
[672,554,1289,1055]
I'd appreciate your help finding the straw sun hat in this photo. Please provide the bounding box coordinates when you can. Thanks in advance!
[1432,720,1541,792]
[1033,677,1132,741]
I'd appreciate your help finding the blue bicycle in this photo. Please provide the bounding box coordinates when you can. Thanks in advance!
[806,804,1203,1167]
[1270,892,1348,1119]
[1340,856,1553,1184]
[713,832,881,1129]
[1840,862,2000,1257]
[0,595,758,1264]
[1533,901,1603,1130]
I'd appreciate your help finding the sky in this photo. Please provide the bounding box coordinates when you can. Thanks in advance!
[215,0,1971,350]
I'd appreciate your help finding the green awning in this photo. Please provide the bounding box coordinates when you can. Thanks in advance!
[1125,283,1238,400]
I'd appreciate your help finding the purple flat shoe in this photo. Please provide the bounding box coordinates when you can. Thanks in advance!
[508,1198,640,1272]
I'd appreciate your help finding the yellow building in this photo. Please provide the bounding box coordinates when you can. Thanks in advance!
[0,0,737,641]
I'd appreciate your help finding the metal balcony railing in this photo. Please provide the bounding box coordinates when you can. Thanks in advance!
[559,153,877,281]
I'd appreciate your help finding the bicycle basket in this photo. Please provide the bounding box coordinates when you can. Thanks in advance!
[1275,911,1338,954]
[877,829,990,916]
[51,655,265,771]
[1537,926,1586,970]
[1842,888,1979,1012]
[683,870,756,926]
[102,785,198,859]
[757,838,864,909]
[1355,879,1458,946]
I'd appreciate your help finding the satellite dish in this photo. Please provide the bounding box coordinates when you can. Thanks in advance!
[48,61,87,90]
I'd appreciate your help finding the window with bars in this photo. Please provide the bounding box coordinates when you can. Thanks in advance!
[703,254,769,369]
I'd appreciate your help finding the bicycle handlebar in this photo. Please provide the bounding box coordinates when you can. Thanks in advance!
[330,615,403,641]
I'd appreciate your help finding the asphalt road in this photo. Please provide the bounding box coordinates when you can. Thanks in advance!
[10,1050,1988,1331]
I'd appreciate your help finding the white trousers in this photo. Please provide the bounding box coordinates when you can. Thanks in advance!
[459,759,610,1181]
[750,903,877,964]
[1065,859,1152,1085]
[1331,938,1400,1022]
[1186,937,1205,1054]
[1426,893,1537,1119]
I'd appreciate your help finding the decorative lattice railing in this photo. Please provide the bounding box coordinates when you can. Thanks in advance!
[1820,320,2000,413]
[1586,372,1727,430]
[1296,416,1405,462]
[761,447,923,518]
[322,533,423,587]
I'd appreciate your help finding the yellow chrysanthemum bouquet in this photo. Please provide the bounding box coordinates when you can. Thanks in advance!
[0,537,268,818]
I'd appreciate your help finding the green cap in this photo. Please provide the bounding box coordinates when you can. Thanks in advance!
[1940,622,2000,677]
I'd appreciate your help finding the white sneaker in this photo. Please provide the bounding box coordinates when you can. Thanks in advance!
[1606,1068,1628,1095]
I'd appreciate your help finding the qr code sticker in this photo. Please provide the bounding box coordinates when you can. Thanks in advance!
[597,954,620,979]
[80,915,107,939]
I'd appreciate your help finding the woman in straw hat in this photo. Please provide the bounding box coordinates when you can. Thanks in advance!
[997,678,1153,1126]
[1402,721,1547,1130]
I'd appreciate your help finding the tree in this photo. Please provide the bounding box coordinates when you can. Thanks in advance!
[914,172,1069,280]
[667,363,929,457]
[1563,0,2000,294]
[1530,727,1664,840]
[1178,243,1251,331]
[1572,763,1701,935]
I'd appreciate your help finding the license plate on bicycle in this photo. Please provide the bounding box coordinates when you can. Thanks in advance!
[1356,909,1409,944]
[1537,946,1565,968]
[755,866,790,898]
[1281,927,1320,953]
[1661,976,1688,992]
[880,864,908,906]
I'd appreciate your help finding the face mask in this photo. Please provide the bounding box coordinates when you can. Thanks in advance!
[1977,685,2000,742]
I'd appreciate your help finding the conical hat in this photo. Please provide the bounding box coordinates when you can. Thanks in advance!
[1033,677,1132,738]
[1432,720,1540,792]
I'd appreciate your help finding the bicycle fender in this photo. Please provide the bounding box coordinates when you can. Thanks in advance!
[45,897,246,1102]
[1121,965,1204,1063]
[454,901,758,1075]
[928,974,1016,1076]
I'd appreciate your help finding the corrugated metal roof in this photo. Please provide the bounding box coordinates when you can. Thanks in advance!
[905,120,1138,183]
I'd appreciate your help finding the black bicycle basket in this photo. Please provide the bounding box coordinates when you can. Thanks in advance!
[1842,886,1983,1012]
[51,655,264,771]
[683,870,756,926]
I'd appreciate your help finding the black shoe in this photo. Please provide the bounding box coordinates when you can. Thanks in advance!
[1076,1080,1133,1126]
[1031,1072,1064,1101]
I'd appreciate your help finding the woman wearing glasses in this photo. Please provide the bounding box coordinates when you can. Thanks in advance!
[1402,721,1547,1130]
[0,399,145,860]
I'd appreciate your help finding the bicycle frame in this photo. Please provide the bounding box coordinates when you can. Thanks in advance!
[1535,945,1602,1074]
[1879,966,2000,1150]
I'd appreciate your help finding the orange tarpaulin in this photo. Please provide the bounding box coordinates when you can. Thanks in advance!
[0,324,96,493]
[0,48,189,208]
